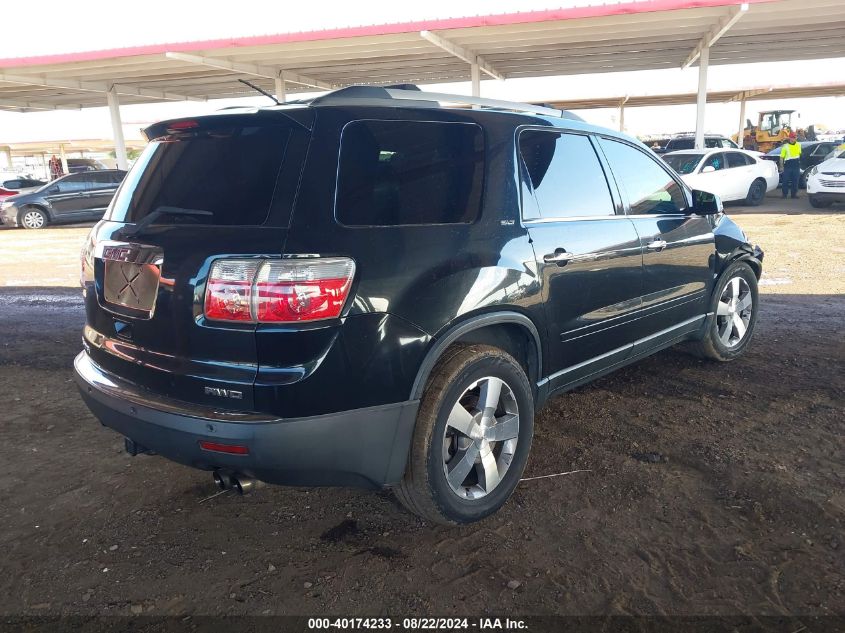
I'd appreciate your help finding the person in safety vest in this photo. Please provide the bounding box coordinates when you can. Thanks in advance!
[779,132,802,199]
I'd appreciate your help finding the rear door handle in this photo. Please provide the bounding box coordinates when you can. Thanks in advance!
[646,239,668,251]
[543,249,575,266]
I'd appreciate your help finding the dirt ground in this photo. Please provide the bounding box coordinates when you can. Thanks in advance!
[0,197,842,619]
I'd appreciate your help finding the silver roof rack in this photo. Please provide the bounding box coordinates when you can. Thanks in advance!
[307,85,581,120]
[384,88,579,119]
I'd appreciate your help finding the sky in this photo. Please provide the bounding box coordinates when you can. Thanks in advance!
[1,0,844,152]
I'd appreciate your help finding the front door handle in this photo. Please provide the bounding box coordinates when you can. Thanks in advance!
[543,249,575,266]
[646,239,668,252]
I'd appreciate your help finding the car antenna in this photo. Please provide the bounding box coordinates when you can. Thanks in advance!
[238,78,280,105]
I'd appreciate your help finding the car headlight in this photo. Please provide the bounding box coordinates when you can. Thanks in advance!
[808,165,819,177]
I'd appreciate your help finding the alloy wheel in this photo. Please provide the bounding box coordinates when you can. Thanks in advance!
[22,211,45,229]
[716,276,752,348]
[442,376,519,500]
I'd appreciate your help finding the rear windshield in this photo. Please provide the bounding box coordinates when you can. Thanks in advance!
[335,119,484,226]
[107,125,290,226]
[663,153,703,175]
[668,138,694,150]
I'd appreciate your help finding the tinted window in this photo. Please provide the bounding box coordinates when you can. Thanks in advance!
[110,171,126,184]
[55,175,90,193]
[336,120,483,226]
[726,152,750,168]
[109,125,290,226]
[2,180,23,189]
[663,153,703,175]
[670,138,694,150]
[703,153,727,171]
[705,138,721,148]
[89,172,117,185]
[519,130,613,219]
[602,139,688,214]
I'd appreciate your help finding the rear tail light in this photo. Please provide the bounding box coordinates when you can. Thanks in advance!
[204,257,355,323]
[204,260,261,322]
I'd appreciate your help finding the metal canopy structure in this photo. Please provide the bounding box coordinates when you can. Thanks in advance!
[1,0,843,163]
[542,82,845,111]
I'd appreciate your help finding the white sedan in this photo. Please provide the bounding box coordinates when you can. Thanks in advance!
[663,149,779,206]
[806,148,845,208]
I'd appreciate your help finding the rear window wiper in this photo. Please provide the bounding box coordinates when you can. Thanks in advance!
[122,206,213,237]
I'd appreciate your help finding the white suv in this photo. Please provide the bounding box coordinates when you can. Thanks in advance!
[806,148,845,208]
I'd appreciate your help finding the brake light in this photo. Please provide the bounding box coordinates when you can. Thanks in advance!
[168,120,199,130]
[204,257,355,323]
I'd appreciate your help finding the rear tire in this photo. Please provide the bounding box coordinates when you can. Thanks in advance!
[395,344,534,525]
[19,207,48,230]
[689,261,759,362]
[744,178,767,206]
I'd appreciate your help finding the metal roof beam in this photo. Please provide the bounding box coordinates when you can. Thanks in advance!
[419,30,505,81]
[727,87,772,102]
[164,52,331,90]
[0,97,81,111]
[0,71,202,102]
[682,3,749,69]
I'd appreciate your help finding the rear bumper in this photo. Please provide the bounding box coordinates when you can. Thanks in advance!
[74,352,419,489]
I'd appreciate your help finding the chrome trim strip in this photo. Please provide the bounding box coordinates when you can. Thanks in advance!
[74,352,280,424]
[542,313,705,386]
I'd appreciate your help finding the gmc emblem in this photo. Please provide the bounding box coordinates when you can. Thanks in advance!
[102,245,134,262]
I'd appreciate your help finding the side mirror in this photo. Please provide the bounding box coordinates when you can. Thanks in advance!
[692,189,723,215]
[701,165,716,173]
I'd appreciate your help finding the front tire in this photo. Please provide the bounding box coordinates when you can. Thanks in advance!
[745,178,767,206]
[19,207,48,230]
[395,344,534,525]
[690,261,759,362]
[809,195,832,209]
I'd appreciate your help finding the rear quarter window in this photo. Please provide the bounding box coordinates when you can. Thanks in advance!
[335,119,484,226]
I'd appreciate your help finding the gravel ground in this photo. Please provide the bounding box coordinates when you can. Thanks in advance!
[0,198,842,619]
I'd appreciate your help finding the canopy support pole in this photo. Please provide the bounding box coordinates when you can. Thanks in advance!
[471,62,480,97]
[59,144,69,175]
[106,85,128,170]
[274,76,286,103]
[737,94,747,149]
[694,45,709,149]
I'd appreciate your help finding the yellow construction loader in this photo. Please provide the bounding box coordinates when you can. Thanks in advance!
[735,110,800,153]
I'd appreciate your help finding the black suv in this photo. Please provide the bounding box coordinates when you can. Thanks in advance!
[74,87,763,525]
[653,134,739,154]
[1,170,126,229]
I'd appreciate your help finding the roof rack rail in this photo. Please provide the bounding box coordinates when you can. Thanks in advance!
[385,88,582,120]
[309,85,582,120]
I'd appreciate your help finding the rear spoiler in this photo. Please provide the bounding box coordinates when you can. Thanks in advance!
[144,108,313,141]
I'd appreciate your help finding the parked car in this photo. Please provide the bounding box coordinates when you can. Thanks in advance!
[0,176,46,201]
[653,134,740,155]
[760,140,840,188]
[73,86,763,525]
[663,149,779,206]
[0,170,126,229]
[806,148,845,208]
[67,158,109,173]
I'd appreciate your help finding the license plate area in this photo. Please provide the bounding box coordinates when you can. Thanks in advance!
[97,241,164,319]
